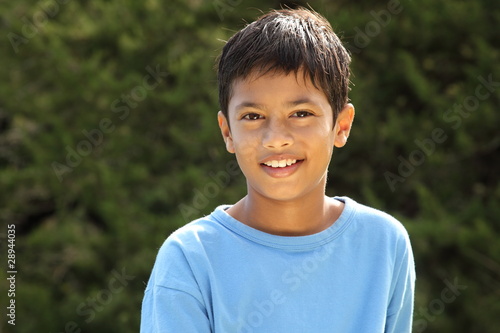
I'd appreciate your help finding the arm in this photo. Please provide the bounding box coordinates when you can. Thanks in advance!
[385,234,416,333]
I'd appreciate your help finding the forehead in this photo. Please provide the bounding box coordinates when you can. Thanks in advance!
[228,69,331,111]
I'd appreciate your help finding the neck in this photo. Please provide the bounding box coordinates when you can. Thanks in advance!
[227,182,343,236]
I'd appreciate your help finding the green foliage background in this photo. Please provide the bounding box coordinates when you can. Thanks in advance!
[0,0,498,332]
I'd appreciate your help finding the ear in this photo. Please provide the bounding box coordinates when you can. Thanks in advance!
[334,103,355,148]
[218,111,235,154]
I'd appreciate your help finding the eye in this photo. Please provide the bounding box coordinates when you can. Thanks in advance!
[292,111,313,118]
[243,113,263,120]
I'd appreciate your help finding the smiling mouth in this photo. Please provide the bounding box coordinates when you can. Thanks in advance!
[261,159,302,168]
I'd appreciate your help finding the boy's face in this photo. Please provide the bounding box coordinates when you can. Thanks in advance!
[218,69,354,202]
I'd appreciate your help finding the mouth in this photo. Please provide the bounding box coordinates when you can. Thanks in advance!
[259,157,304,178]
[260,159,302,168]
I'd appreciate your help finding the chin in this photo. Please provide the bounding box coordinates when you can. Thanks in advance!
[251,184,317,203]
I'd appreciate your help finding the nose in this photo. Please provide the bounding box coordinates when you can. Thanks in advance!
[262,119,294,149]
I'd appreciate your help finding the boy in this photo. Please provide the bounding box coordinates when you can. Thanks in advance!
[141,8,415,333]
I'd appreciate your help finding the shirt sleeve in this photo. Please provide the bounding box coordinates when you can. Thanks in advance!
[141,285,211,333]
[385,232,416,333]
[140,237,212,333]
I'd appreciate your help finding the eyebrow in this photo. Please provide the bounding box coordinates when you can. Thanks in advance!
[285,98,316,108]
[235,98,318,111]
[234,102,266,111]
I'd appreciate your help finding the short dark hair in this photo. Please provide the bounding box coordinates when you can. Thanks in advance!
[217,8,351,124]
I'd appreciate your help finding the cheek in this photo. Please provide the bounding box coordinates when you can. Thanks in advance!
[301,124,334,143]
[232,132,258,159]
[303,127,336,158]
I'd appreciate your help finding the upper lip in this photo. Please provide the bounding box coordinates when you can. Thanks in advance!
[259,154,304,164]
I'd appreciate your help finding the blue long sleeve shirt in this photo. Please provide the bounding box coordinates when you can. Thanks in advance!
[141,197,415,332]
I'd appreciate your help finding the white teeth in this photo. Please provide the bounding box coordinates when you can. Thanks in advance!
[264,159,298,168]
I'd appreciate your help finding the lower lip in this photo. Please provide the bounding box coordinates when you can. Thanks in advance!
[260,160,304,178]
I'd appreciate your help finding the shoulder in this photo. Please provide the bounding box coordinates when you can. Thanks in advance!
[159,208,227,256]
[343,197,409,237]
[147,208,228,289]
[341,197,415,275]
[340,197,412,256]
[154,205,240,268]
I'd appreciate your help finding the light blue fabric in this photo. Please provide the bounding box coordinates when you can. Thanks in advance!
[141,197,415,332]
